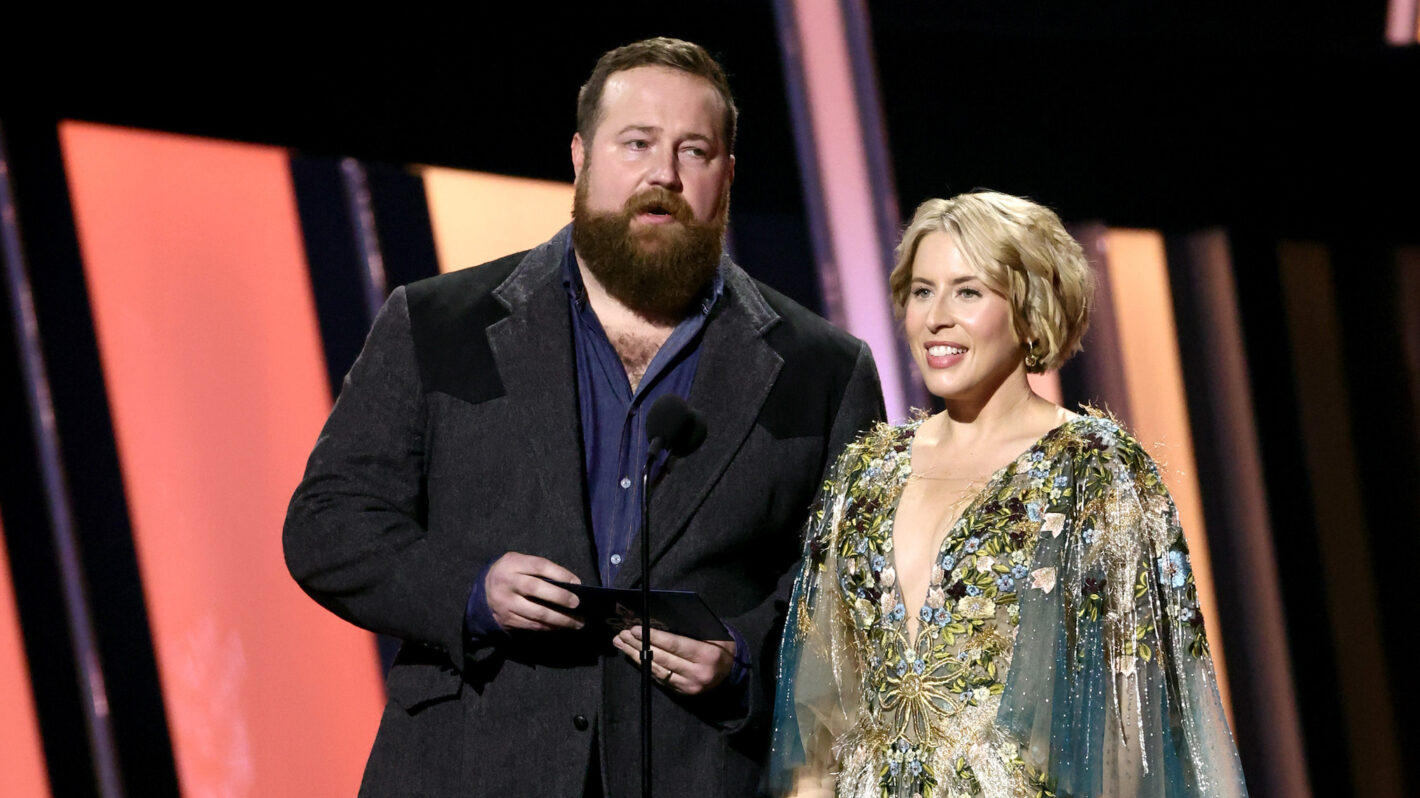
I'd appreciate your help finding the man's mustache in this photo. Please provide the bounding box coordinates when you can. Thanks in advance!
[625,187,695,225]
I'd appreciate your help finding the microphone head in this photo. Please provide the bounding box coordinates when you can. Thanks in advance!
[646,394,707,457]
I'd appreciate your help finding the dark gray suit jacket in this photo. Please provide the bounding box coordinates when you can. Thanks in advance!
[284,227,884,796]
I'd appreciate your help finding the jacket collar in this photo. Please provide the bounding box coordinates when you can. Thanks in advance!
[488,225,786,588]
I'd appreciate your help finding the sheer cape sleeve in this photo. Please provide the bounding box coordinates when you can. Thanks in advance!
[997,417,1249,797]
[768,433,876,795]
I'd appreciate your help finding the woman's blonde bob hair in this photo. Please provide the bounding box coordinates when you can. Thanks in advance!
[889,191,1093,374]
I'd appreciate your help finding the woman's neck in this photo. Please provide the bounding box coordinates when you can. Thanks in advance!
[930,370,1058,450]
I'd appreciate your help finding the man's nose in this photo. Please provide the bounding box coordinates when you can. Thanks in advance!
[645,149,682,191]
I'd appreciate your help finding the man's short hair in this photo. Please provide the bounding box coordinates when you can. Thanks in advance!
[577,37,738,153]
[889,191,1094,374]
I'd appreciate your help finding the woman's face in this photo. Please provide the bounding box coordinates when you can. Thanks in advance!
[904,231,1024,403]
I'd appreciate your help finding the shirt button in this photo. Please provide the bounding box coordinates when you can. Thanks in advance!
[620,477,632,489]
[573,714,589,731]
[610,554,623,566]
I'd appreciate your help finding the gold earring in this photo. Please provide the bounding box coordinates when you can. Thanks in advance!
[1024,342,1041,369]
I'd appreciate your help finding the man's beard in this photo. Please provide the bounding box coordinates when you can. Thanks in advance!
[572,178,728,325]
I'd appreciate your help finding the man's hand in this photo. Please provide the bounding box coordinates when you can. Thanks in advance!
[611,626,735,696]
[484,553,584,632]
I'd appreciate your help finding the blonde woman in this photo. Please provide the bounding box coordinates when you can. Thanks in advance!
[770,192,1248,798]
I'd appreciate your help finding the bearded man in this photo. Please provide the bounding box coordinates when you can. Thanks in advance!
[284,38,884,797]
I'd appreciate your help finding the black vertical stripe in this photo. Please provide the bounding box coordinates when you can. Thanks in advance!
[1,137,97,798]
[1,117,179,797]
[1230,231,1350,796]
[290,155,379,397]
[366,162,440,288]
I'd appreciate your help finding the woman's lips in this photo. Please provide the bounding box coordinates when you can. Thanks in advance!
[923,342,967,369]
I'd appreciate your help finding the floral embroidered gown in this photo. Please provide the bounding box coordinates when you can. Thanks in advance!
[769,413,1248,798]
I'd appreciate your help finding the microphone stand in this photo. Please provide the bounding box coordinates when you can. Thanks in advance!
[639,438,662,798]
[636,394,704,798]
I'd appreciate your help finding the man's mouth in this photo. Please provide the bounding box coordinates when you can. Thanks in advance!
[637,204,677,223]
[627,187,692,225]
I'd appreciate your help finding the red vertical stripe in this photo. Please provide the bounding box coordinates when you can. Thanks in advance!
[0,516,52,797]
[60,122,384,796]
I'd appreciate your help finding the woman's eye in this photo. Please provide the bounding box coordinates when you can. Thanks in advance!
[957,287,981,299]
[912,287,932,299]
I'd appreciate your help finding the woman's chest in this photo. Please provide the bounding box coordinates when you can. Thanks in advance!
[832,447,1076,706]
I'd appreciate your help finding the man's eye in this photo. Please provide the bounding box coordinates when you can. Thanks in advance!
[682,147,706,158]
[627,140,649,150]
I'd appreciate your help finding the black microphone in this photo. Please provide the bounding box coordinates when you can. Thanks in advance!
[645,394,706,458]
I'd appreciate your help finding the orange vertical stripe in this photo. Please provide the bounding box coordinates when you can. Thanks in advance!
[60,122,384,796]
[1102,229,1231,722]
[422,167,573,273]
[0,517,52,798]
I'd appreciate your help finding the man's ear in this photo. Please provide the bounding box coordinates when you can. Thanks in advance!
[571,132,586,180]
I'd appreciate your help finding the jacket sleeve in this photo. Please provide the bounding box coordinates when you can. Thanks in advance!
[719,339,885,734]
[283,287,476,666]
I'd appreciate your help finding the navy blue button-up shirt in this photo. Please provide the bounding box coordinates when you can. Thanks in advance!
[565,242,721,585]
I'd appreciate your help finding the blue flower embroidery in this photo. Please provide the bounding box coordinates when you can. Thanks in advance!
[964,537,981,553]
[1158,550,1190,588]
[935,608,951,625]
[1027,502,1042,522]
[995,574,1014,591]
[942,554,956,570]
[1011,564,1028,579]
[912,660,925,674]
[872,553,886,571]
[919,605,932,622]
[966,585,982,597]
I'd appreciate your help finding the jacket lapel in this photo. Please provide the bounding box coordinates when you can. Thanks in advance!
[614,264,782,589]
[485,231,597,580]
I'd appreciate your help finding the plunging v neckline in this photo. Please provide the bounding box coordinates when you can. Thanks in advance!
[887,417,1075,646]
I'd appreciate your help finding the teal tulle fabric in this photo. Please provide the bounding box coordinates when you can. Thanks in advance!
[769,413,1248,797]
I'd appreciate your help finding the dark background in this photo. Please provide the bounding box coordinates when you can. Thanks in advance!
[3,3,1416,796]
